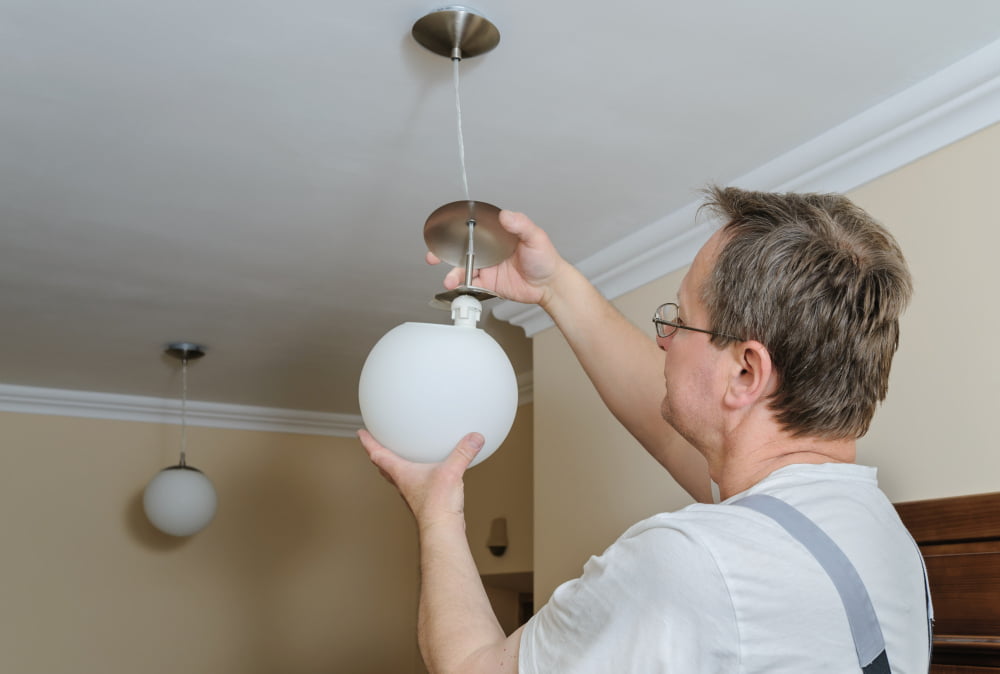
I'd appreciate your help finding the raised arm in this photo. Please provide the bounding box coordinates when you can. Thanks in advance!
[359,430,523,674]
[433,210,712,503]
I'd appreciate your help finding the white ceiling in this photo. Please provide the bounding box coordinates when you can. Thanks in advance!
[3,1,1000,420]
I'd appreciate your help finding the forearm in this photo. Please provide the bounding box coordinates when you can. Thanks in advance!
[417,516,520,673]
[541,262,712,502]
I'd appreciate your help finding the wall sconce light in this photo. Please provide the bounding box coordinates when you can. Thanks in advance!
[143,342,218,537]
[487,517,508,557]
[357,7,517,467]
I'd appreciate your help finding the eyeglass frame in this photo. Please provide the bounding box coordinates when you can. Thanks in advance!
[652,302,742,341]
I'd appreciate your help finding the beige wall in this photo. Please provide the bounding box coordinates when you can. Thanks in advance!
[532,122,1000,604]
[533,270,692,603]
[851,122,1000,501]
[466,403,534,576]
[0,401,533,674]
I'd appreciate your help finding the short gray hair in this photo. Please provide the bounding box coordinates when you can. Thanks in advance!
[700,186,912,439]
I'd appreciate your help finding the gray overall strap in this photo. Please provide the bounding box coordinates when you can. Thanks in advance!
[731,494,891,674]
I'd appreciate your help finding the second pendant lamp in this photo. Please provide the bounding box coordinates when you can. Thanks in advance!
[143,342,218,536]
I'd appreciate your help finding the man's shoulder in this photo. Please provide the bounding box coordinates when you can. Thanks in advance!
[617,463,898,560]
[612,501,769,567]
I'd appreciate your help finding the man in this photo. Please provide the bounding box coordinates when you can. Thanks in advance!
[358,186,930,672]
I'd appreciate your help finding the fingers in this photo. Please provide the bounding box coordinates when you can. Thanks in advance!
[430,210,541,294]
[443,265,469,290]
[358,428,399,476]
[358,428,483,475]
[358,430,424,496]
[359,430,483,524]
[357,428,379,454]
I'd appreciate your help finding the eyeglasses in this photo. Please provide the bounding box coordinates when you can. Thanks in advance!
[652,302,741,341]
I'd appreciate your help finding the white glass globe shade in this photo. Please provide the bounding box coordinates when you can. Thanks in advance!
[359,321,518,466]
[143,466,218,536]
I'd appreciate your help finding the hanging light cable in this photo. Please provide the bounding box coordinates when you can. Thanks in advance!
[453,56,471,203]
[179,348,189,466]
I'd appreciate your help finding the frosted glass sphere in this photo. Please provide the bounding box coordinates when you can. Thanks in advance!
[359,321,518,466]
[143,466,218,536]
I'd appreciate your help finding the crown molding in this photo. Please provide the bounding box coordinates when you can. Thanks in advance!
[0,383,364,437]
[0,371,534,434]
[495,38,1000,336]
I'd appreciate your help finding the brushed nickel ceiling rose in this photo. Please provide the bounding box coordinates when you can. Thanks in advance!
[164,342,206,362]
[411,5,500,60]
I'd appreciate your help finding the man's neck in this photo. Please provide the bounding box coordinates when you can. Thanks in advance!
[711,436,857,501]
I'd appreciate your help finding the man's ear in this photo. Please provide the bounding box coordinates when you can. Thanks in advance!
[723,341,775,410]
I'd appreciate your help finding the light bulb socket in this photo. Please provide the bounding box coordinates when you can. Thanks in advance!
[451,295,483,327]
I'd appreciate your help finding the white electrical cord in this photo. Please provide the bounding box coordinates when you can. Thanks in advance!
[453,57,471,202]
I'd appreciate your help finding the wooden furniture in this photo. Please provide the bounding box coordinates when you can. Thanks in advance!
[896,492,1000,672]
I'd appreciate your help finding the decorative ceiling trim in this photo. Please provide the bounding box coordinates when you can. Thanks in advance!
[0,371,534,435]
[496,38,1000,336]
[0,383,363,437]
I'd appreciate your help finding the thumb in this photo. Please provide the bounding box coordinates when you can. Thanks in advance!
[498,209,537,239]
[444,432,485,471]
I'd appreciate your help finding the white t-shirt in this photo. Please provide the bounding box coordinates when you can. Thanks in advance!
[519,463,929,673]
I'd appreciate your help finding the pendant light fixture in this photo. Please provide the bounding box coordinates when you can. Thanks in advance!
[358,6,518,467]
[143,342,218,536]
